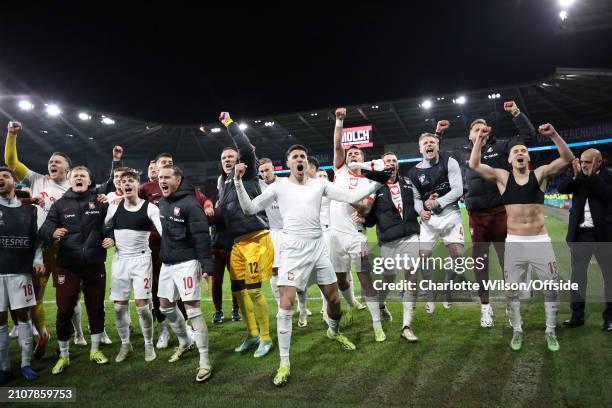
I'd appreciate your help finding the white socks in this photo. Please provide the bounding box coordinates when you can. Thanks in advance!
[341,288,356,308]
[17,321,33,368]
[545,302,558,334]
[137,304,154,347]
[0,325,9,371]
[187,308,210,368]
[297,291,307,314]
[277,308,293,366]
[72,301,83,338]
[365,296,382,329]
[327,316,340,335]
[58,340,70,358]
[508,300,523,332]
[90,333,102,353]
[270,275,280,306]
[114,303,131,345]
[160,306,189,347]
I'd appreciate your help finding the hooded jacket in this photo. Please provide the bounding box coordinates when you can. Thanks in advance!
[159,179,214,273]
[38,187,111,268]
[214,121,269,242]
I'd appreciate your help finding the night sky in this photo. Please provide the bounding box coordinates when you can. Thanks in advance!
[2,1,611,124]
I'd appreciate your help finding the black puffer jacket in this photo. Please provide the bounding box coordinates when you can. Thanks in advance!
[159,179,214,273]
[215,121,269,241]
[365,176,420,244]
[39,188,111,268]
[451,113,535,212]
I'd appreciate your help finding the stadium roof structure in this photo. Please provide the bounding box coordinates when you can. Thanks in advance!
[2,67,612,170]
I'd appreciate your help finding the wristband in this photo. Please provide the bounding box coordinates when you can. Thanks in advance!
[335,119,344,128]
[435,131,443,137]
[223,118,234,127]
[511,109,520,117]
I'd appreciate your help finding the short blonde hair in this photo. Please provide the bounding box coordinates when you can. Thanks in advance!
[469,119,488,130]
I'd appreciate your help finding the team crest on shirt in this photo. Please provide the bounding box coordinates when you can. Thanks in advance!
[487,147,494,153]
[174,207,181,216]
[349,177,358,187]
[58,275,65,285]
[287,272,294,281]
[418,174,426,184]
[89,202,96,210]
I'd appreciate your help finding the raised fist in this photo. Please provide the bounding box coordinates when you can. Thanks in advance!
[234,163,247,180]
[503,101,518,113]
[477,126,491,140]
[538,123,558,138]
[112,146,123,161]
[219,112,231,123]
[571,158,581,178]
[436,120,450,134]
[8,121,22,135]
[335,107,346,121]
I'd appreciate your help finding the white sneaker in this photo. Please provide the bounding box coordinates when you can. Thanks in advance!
[115,343,133,363]
[443,302,452,310]
[480,304,494,328]
[74,334,88,346]
[9,326,18,339]
[156,324,170,349]
[101,329,113,345]
[297,311,308,328]
[144,345,157,362]
[425,302,435,314]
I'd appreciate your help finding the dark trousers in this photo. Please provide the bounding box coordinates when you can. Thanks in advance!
[55,264,106,341]
[569,228,612,323]
[212,248,238,312]
[151,241,187,323]
[468,207,507,303]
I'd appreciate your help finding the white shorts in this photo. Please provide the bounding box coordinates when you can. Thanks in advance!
[277,235,337,291]
[329,230,369,273]
[419,210,464,251]
[158,260,201,302]
[504,234,558,285]
[0,274,36,312]
[379,235,420,276]
[110,254,153,301]
[270,228,283,269]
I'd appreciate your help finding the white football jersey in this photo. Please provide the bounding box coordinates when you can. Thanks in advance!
[329,164,373,236]
[259,178,283,230]
[25,171,70,228]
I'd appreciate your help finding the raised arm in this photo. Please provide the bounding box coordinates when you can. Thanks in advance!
[505,101,536,144]
[535,124,574,180]
[4,121,30,180]
[97,146,123,193]
[468,126,501,182]
[233,163,277,215]
[333,108,347,169]
[220,112,257,179]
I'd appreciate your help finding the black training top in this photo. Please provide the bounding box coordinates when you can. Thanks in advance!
[501,171,545,205]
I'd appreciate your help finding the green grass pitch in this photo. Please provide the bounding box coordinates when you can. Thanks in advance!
[5,210,612,407]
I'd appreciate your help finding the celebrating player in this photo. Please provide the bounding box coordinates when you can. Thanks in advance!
[105,170,162,363]
[435,101,535,327]
[469,123,573,351]
[215,112,273,358]
[39,166,114,374]
[233,143,392,386]
[157,165,214,382]
[330,108,377,335]
[408,133,464,312]
[0,167,44,382]
[4,121,71,359]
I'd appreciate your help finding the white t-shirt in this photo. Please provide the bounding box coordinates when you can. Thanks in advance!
[329,164,374,236]
[387,181,403,218]
[259,179,283,230]
[25,170,70,228]
[235,177,381,239]
[105,200,162,257]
